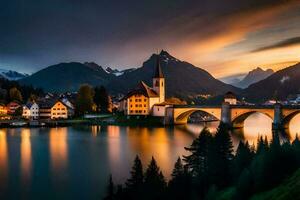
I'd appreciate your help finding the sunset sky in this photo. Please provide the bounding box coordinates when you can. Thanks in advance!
[1,0,300,79]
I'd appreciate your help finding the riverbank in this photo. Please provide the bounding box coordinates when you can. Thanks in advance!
[0,114,166,128]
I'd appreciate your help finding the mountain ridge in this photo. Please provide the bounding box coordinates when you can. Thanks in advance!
[19,50,240,97]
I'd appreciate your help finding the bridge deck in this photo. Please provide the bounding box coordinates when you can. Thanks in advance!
[172,104,300,109]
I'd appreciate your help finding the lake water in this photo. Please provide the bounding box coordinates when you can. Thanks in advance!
[0,113,299,199]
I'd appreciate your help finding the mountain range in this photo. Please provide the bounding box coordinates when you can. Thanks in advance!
[243,63,300,102]
[6,50,300,103]
[19,50,239,97]
[231,67,274,88]
[0,69,28,80]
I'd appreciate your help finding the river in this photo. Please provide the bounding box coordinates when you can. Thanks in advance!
[0,113,299,199]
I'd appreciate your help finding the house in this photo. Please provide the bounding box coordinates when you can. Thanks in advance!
[38,99,69,119]
[7,101,21,114]
[51,100,68,119]
[60,97,75,118]
[0,104,10,119]
[0,104,8,115]
[119,55,165,116]
[22,102,39,119]
[224,91,237,105]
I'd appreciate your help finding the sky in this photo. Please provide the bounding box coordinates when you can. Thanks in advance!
[0,0,300,79]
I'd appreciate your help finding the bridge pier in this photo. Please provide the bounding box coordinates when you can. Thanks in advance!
[272,103,283,130]
[221,103,232,128]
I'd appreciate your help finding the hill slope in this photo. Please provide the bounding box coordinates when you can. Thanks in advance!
[250,168,300,200]
[244,63,300,102]
[19,62,114,92]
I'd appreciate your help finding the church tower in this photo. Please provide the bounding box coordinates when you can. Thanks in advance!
[153,55,165,103]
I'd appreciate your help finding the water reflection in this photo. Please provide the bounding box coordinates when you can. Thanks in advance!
[0,129,8,181]
[288,113,300,140]
[0,114,299,200]
[49,128,68,171]
[107,126,121,170]
[20,129,32,185]
[125,126,193,177]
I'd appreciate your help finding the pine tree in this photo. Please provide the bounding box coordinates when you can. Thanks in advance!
[104,174,115,200]
[292,134,300,147]
[208,122,233,188]
[184,127,213,177]
[257,136,268,154]
[233,141,253,182]
[125,155,144,199]
[171,157,184,179]
[144,157,166,199]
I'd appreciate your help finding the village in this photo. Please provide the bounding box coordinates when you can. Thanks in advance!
[0,56,249,127]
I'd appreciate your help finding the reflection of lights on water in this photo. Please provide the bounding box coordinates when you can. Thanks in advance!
[50,128,68,171]
[288,114,300,141]
[21,129,32,184]
[0,130,8,179]
[91,125,101,137]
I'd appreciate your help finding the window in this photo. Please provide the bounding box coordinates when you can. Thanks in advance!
[162,82,163,86]
[144,99,147,102]
[144,104,146,107]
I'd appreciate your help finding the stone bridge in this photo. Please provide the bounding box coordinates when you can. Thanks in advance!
[164,103,300,129]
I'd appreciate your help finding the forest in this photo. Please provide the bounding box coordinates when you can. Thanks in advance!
[104,123,300,200]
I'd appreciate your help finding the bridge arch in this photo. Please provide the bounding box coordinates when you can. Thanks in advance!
[282,110,300,129]
[231,110,273,128]
[174,108,221,124]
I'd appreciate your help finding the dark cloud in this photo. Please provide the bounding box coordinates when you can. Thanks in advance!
[0,0,299,74]
[251,37,300,52]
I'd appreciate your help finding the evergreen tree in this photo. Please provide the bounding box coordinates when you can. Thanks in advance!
[292,134,300,148]
[184,127,213,177]
[256,136,268,154]
[208,122,233,188]
[171,157,184,179]
[125,155,144,199]
[168,157,185,199]
[144,157,166,199]
[233,141,253,182]
[104,174,115,200]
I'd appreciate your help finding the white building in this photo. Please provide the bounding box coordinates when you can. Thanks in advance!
[224,91,237,105]
[119,55,165,116]
[22,102,39,119]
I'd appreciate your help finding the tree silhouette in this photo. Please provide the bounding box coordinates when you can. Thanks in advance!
[208,123,233,188]
[233,141,253,182]
[124,155,144,199]
[184,127,213,177]
[144,157,166,199]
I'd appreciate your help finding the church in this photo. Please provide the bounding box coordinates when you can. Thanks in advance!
[119,55,166,116]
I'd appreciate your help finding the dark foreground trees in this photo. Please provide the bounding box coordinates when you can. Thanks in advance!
[104,125,300,200]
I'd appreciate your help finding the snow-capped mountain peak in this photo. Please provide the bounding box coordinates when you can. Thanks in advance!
[0,68,28,80]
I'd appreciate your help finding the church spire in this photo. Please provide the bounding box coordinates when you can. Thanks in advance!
[154,54,164,78]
